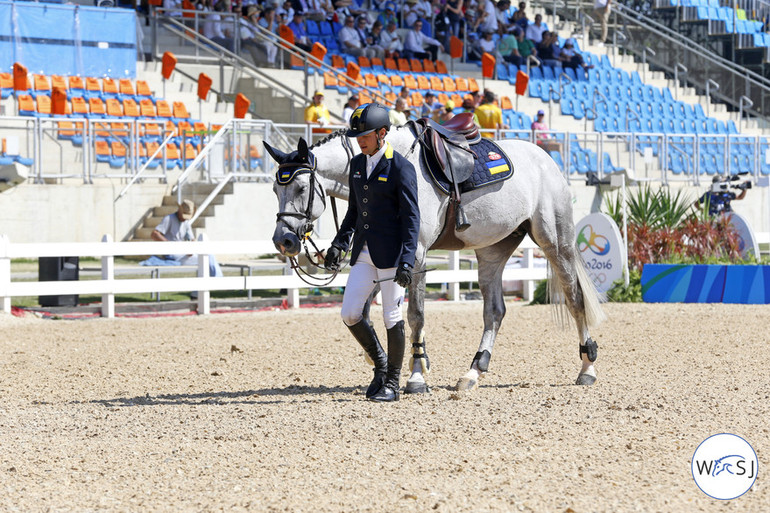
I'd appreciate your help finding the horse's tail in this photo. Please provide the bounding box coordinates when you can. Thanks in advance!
[547,243,607,329]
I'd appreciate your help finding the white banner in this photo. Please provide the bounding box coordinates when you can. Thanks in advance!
[575,213,625,293]
[726,212,759,258]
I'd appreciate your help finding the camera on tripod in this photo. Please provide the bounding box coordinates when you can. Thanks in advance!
[710,173,752,194]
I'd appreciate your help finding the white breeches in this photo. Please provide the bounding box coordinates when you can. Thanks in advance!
[341,244,404,329]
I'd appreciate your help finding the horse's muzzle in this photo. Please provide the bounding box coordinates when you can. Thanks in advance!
[274,231,301,257]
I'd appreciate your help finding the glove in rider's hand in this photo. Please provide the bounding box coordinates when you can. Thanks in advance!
[394,263,413,288]
[324,245,342,271]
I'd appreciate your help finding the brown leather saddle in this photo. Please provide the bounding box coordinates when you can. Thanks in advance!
[412,113,482,232]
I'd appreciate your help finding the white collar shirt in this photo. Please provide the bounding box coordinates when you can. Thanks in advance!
[365,142,388,178]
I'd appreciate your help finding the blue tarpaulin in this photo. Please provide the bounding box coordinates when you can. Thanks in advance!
[0,1,137,77]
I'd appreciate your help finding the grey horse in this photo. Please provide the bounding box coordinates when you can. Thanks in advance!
[264,125,605,392]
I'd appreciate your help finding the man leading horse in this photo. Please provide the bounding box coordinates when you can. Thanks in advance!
[324,103,421,402]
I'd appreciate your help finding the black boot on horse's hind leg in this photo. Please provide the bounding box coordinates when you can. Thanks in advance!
[370,320,406,402]
[347,321,387,398]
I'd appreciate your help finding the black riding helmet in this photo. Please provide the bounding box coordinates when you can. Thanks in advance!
[346,102,391,137]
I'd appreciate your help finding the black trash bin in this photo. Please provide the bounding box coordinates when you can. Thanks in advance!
[38,256,79,307]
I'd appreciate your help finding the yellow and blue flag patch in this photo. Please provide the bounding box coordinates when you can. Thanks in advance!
[486,151,510,174]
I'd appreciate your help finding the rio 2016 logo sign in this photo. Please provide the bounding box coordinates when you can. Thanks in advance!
[574,214,623,293]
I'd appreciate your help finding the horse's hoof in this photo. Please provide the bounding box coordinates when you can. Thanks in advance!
[455,377,477,391]
[575,373,597,386]
[404,381,430,394]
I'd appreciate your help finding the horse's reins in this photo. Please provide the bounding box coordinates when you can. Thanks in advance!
[274,136,355,286]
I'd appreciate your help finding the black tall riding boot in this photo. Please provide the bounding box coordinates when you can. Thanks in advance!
[347,321,388,398]
[370,320,406,402]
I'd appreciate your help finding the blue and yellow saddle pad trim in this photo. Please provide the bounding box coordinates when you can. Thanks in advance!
[422,138,514,195]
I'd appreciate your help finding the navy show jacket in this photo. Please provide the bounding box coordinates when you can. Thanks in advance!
[332,142,420,269]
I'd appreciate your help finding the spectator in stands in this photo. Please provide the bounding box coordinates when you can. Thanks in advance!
[470,90,482,107]
[398,86,411,103]
[377,3,398,27]
[404,0,431,28]
[537,31,561,68]
[256,6,280,67]
[593,0,611,46]
[339,15,376,58]
[434,100,455,124]
[239,5,266,65]
[512,1,528,29]
[292,0,331,22]
[462,97,480,126]
[514,25,537,64]
[525,13,547,43]
[478,0,499,34]
[380,21,403,57]
[446,0,464,37]
[164,0,183,17]
[404,20,443,61]
[559,39,593,71]
[287,11,312,52]
[305,90,331,129]
[495,0,512,34]
[389,98,409,126]
[365,21,387,59]
[150,199,224,279]
[335,0,367,22]
[421,92,440,118]
[475,89,506,138]
[354,15,371,44]
[469,30,496,61]
[342,94,360,125]
[498,25,521,65]
[203,1,235,51]
[531,109,550,143]
[433,2,453,53]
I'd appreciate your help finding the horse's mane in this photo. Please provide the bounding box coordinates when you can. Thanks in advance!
[309,129,347,149]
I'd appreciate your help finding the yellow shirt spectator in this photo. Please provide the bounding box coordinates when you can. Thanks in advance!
[475,102,503,138]
[305,90,331,133]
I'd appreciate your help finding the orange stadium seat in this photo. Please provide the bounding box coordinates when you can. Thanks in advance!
[436,60,448,75]
[403,75,418,91]
[384,58,397,71]
[468,77,480,93]
[51,75,67,91]
[93,121,111,139]
[182,143,196,160]
[410,92,423,108]
[68,76,85,96]
[33,74,50,94]
[423,60,436,73]
[500,96,513,110]
[105,98,123,117]
[139,98,156,117]
[455,77,468,92]
[437,93,449,105]
[123,98,140,117]
[156,100,172,118]
[390,75,403,88]
[36,95,52,116]
[111,122,129,139]
[0,72,12,89]
[397,59,410,73]
[193,121,207,135]
[442,77,456,93]
[136,80,152,98]
[17,94,35,115]
[331,55,345,69]
[89,97,106,116]
[417,75,430,91]
[377,74,390,86]
[141,122,162,139]
[94,140,111,162]
[57,120,77,139]
[410,59,423,73]
[371,57,384,69]
[111,140,126,158]
[385,92,396,103]
[364,74,378,88]
[177,120,193,137]
[358,56,371,69]
[323,71,338,89]
[85,77,101,95]
[359,91,372,104]
[210,123,223,134]
[166,142,180,160]
[145,141,160,159]
[172,101,190,119]
[119,79,135,97]
[71,96,88,116]
[451,93,463,106]
[102,77,119,97]
[164,120,177,135]
[430,76,444,91]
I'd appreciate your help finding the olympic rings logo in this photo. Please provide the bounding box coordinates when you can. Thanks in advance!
[589,272,607,284]
[577,224,610,256]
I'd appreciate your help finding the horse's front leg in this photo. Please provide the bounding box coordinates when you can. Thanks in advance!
[404,263,430,394]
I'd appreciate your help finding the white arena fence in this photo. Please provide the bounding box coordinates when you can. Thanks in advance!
[0,234,545,318]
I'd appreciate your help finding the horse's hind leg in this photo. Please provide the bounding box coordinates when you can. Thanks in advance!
[404,270,430,394]
[530,218,604,386]
[456,235,522,391]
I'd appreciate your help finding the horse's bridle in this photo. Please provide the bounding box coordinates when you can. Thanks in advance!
[273,136,355,286]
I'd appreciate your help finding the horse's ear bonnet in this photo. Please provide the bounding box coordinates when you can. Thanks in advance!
[275,142,317,185]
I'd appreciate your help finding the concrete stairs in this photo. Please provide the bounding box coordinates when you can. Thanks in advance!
[131,181,234,241]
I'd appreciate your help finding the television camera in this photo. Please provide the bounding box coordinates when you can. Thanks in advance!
[711,173,752,194]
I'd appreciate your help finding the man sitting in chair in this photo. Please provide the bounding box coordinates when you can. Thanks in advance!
[150,199,224,278]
